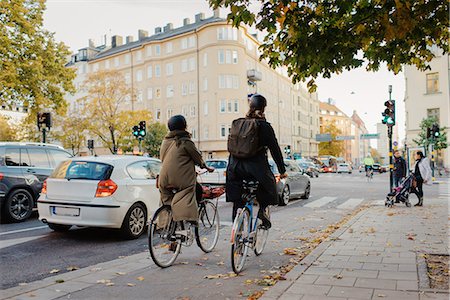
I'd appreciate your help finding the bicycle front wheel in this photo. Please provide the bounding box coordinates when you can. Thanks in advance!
[195,200,220,253]
[148,205,181,268]
[254,206,270,256]
[231,208,250,274]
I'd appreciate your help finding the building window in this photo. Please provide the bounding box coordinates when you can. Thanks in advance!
[220,100,226,113]
[146,46,152,57]
[226,50,232,64]
[166,42,173,54]
[203,53,208,67]
[181,59,188,72]
[124,54,131,64]
[181,38,188,49]
[136,90,143,102]
[203,77,208,91]
[136,50,142,61]
[167,109,173,119]
[188,36,196,48]
[181,83,188,96]
[156,109,161,120]
[234,100,239,112]
[104,60,110,69]
[147,87,153,100]
[155,87,161,98]
[189,81,195,94]
[204,126,209,139]
[218,50,225,64]
[136,70,143,82]
[114,57,120,67]
[217,27,238,41]
[125,72,131,84]
[182,106,188,117]
[166,85,174,98]
[218,75,239,89]
[155,65,161,77]
[204,101,208,115]
[220,125,226,138]
[427,108,440,123]
[165,63,173,76]
[192,128,197,139]
[227,101,232,112]
[426,73,439,94]
[188,57,196,71]
[232,50,238,64]
[147,66,153,79]
[190,105,196,117]
[154,45,161,56]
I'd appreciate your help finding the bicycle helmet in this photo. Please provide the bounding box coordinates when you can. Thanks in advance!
[249,94,267,110]
[168,115,187,131]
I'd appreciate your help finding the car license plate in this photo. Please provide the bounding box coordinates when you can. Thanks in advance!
[51,206,80,217]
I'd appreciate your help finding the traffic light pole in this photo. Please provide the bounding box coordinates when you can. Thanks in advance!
[138,137,142,154]
[42,128,46,144]
[388,126,393,191]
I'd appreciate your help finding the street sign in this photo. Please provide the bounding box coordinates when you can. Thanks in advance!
[315,133,332,142]
[360,133,380,140]
[336,136,355,141]
[393,141,398,146]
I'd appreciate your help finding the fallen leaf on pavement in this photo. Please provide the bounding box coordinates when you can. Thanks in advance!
[96,279,111,284]
[196,262,204,266]
[49,269,60,274]
[348,228,354,233]
[216,261,224,266]
[90,267,102,272]
[66,266,79,271]
[116,272,126,275]
[377,294,386,297]
[283,248,298,255]
[27,293,36,297]
[407,235,415,240]
[386,212,395,216]
[309,228,317,233]
[55,279,65,283]
[105,282,114,286]
[18,283,28,286]
[136,276,145,281]
[333,274,343,279]
[127,283,136,287]
[244,279,253,285]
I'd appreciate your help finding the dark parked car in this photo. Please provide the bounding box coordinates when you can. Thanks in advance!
[0,143,72,222]
[269,159,311,206]
[372,163,383,173]
[297,160,320,178]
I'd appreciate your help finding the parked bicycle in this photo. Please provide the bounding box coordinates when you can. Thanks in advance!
[230,180,270,274]
[148,170,224,268]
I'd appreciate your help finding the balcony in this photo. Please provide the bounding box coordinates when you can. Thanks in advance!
[247,69,262,82]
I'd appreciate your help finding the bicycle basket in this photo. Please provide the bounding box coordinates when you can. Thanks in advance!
[202,186,226,199]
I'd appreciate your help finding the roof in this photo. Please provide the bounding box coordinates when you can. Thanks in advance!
[319,102,347,117]
[92,16,225,61]
[70,155,160,164]
[0,142,64,149]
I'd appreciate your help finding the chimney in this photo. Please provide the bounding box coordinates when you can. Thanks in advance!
[111,35,123,48]
[195,13,205,23]
[213,8,220,18]
[138,29,148,40]
[155,27,162,34]
[183,18,190,26]
[126,35,134,44]
[88,39,95,48]
[163,23,173,32]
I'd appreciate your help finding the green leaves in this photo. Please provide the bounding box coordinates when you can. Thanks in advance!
[209,0,449,92]
[413,117,448,151]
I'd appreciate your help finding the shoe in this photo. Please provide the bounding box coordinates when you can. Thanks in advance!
[257,208,271,230]
[414,197,423,207]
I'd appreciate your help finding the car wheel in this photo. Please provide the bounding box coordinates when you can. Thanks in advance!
[301,182,311,199]
[121,203,147,239]
[279,185,290,206]
[48,223,72,232]
[4,189,34,223]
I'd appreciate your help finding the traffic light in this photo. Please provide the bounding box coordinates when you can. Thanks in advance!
[382,100,395,126]
[132,125,139,137]
[37,112,52,129]
[87,139,94,149]
[284,145,291,155]
[432,124,440,138]
[138,121,146,137]
[427,127,431,139]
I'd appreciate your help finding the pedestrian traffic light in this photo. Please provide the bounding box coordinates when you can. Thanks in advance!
[138,121,146,137]
[37,112,52,129]
[87,139,94,149]
[427,127,431,139]
[382,100,395,126]
[432,124,440,138]
[132,125,139,137]
[284,145,291,155]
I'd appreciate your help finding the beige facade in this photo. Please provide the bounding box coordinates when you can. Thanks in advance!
[376,123,399,165]
[404,49,449,168]
[67,12,320,158]
[350,111,370,166]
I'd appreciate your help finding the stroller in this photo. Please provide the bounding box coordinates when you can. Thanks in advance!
[385,174,414,207]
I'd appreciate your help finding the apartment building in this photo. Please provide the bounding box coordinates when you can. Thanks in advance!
[404,49,449,168]
[350,110,370,166]
[66,11,320,158]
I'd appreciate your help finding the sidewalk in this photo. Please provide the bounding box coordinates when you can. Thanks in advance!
[1,195,448,300]
[262,196,449,300]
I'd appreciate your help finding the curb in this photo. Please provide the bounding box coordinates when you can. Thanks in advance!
[261,207,371,300]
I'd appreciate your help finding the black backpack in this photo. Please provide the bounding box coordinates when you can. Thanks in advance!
[227,118,261,158]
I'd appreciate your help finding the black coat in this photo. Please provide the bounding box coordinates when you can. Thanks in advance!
[226,119,286,207]
[394,156,407,178]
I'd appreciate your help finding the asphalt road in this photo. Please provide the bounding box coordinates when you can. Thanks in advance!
[0,171,438,296]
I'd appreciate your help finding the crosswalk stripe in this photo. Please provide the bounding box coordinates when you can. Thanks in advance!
[0,235,46,250]
[337,198,364,210]
[304,196,337,208]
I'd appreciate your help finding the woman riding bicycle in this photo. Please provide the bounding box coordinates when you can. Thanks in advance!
[363,154,375,177]
[226,94,287,229]
[159,115,213,224]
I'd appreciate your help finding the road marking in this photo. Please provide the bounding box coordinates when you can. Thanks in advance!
[0,235,46,250]
[337,198,364,210]
[304,196,337,208]
[0,225,48,236]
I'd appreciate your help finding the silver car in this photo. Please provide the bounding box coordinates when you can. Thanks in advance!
[269,159,311,206]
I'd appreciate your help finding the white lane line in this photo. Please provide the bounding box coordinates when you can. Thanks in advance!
[0,235,46,250]
[337,198,364,210]
[0,225,48,236]
[304,196,337,208]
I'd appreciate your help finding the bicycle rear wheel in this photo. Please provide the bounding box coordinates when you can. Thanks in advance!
[148,205,181,268]
[254,206,270,256]
[195,200,220,253]
[231,208,250,274]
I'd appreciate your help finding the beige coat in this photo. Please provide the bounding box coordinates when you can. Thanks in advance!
[159,130,206,221]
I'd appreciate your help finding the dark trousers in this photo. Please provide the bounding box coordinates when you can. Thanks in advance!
[412,178,424,199]
[394,176,403,188]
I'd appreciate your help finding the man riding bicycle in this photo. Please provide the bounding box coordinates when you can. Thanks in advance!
[363,154,375,177]
[226,94,287,229]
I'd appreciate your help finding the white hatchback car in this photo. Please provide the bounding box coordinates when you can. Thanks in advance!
[337,163,352,174]
[197,159,228,185]
[38,156,161,239]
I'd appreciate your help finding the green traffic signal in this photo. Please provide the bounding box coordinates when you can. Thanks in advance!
[139,130,146,137]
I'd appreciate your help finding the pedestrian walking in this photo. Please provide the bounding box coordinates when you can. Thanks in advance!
[393,150,407,187]
[411,151,432,207]
[226,94,287,229]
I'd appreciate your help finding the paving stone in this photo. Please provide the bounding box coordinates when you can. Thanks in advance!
[301,295,346,300]
[372,289,419,300]
[382,257,416,264]
[327,261,363,269]
[304,267,343,276]
[362,263,398,272]
[399,252,416,258]
[278,293,303,300]
[398,264,417,272]
[287,283,331,296]
[396,280,419,291]
[49,281,92,293]
[12,288,67,300]
[295,274,319,284]
[327,286,374,299]
[349,256,383,263]
[354,278,396,290]
[314,275,356,287]
[319,255,351,262]
[341,269,379,279]
[378,271,417,281]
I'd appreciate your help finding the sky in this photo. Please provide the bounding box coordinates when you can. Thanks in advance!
[43,0,406,144]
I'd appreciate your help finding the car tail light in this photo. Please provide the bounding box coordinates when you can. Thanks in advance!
[275,174,281,183]
[223,171,227,177]
[41,179,47,194]
[0,173,3,181]
[95,179,118,197]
